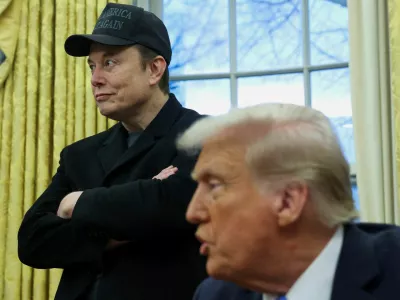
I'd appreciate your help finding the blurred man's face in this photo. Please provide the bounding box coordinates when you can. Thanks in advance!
[87,43,151,121]
[186,133,281,282]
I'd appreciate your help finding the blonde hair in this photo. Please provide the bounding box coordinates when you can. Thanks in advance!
[177,103,358,227]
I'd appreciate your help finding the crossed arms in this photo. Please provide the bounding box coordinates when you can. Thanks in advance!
[18,149,197,269]
[56,166,178,250]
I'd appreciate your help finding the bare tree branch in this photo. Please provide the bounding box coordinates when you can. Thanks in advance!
[168,0,348,74]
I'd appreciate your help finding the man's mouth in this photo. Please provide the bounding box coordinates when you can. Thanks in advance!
[199,242,209,256]
[95,93,113,101]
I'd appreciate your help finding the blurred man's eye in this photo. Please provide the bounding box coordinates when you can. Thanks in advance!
[208,179,222,191]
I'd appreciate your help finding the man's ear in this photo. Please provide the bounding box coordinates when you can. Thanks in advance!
[272,182,309,227]
[148,56,166,87]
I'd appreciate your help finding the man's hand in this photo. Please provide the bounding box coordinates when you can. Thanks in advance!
[57,191,83,219]
[152,165,178,180]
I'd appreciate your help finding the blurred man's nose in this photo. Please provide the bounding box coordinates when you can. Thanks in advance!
[186,186,209,224]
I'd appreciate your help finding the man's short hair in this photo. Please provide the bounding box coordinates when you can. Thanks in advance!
[136,45,170,95]
[177,103,358,227]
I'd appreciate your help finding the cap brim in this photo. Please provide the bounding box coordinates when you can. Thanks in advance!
[64,34,135,57]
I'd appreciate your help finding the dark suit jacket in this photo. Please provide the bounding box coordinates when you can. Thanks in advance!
[18,94,207,300]
[193,223,400,300]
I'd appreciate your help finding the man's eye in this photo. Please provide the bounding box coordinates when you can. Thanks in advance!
[89,65,95,72]
[105,59,115,67]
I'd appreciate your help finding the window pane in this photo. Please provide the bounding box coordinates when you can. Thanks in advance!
[170,79,231,115]
[309,0,349,65]
[163,0,229,75]
[237,0,302,71]
[311,68,355,164]
[238,74,305,108]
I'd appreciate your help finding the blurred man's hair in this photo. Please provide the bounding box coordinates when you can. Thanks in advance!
[177,103,358,227]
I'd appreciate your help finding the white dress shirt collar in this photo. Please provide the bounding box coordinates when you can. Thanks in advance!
[263,226,344,300]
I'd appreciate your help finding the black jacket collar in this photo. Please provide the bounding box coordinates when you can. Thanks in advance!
[97,94,183,176]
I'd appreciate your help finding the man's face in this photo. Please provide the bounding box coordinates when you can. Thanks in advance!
[87,43,150,120]
[186,134,281,281]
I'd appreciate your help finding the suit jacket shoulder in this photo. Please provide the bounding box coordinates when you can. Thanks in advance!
[332,222,400,300]
[64,124,117,152]
[193,277,261,300]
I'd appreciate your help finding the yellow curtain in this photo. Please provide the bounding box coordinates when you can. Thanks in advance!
[389,0,400,212]
[0,0,131,299]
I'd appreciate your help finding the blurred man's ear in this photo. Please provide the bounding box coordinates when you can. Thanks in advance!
[272,182,309,227]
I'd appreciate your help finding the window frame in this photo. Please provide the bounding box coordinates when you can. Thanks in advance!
[138,0,355,177]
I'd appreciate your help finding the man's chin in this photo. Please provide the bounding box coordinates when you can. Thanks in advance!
[206,258,233,280]
[98,108,117,120]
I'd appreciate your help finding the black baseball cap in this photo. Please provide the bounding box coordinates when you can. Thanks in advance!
[64,3,172,65]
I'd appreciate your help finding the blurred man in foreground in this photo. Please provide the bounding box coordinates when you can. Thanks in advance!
[177,103,400,300]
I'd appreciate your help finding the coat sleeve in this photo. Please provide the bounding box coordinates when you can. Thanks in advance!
[17,148,108,269]
[71,149,198,241]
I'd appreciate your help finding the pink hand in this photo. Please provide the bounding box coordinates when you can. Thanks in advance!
[152,165,178,180]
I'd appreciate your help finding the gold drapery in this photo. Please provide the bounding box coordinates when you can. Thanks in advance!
[0,0,130,299]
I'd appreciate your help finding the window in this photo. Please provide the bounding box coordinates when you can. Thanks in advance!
[143,0,358,206]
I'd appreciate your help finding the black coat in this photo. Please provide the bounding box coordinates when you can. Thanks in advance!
[18,94,207,300]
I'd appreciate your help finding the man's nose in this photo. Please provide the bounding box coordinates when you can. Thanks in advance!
[186,187,209,224]
[91,67,106,87]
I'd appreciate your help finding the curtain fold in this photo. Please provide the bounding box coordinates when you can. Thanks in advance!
[3,0,29,298]
[0,0,132,299]
[0,54,14,300]
[348,0,399,223]
[389,0,400,215]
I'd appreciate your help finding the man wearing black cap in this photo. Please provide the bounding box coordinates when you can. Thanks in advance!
[18,3,207,300]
